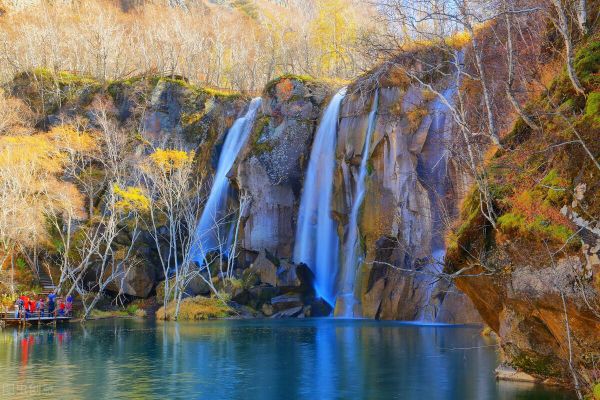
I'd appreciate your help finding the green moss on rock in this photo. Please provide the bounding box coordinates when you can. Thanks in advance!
[248,115,274,155]
[585,91,600,124]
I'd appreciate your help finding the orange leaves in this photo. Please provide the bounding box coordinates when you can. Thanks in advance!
[275,79,294,101]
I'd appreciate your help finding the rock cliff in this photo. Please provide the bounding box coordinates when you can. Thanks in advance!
[235,76,331,260]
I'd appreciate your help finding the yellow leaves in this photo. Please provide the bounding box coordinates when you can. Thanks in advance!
[0,124,91,248]
[47,181,86,220]
[445,31,472,49]
[310,0,358,74]
[400,30,471,52]
[148,148,195,173]
[0,91,33,135]
[113,184,150,212]
[0,125,97,175]
[47,125,97,155]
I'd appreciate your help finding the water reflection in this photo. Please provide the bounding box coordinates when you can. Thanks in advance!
[0,319,573,400]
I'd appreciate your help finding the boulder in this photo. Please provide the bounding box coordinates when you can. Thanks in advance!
[295,263,315,289]
[270,293,303,312]
[116,264,157,298]
[495,365,538,383]
[304,298,333,317]
[231,289,250,305]
[261,303,274,317]
[184,274,212,296]
[241,268,260,288]
[271,260,316,292]
[276,260,302,288]
[248,284,279,307]
[247,250,278,286]
[434,286,484,324]
[271,306,303,318]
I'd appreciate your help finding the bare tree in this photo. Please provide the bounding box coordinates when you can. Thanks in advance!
[140,148,209,318]
[547,0,586,95]
[503,5,540,130]
[70,185,143,320]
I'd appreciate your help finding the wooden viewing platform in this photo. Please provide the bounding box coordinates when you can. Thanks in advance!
[0,311,72,327]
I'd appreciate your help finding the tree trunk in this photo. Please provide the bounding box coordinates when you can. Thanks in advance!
[173,286,184,321]
[551,0,586,95]
[577,0,588,35]
[83,293,102,320]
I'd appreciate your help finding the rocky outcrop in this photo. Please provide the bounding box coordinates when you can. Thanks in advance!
[446,34,600,381]
[235,76,332,259]
[234,249,332,318]
[7,71,249,298]
[454,252,600,380]
[332,81,480,323]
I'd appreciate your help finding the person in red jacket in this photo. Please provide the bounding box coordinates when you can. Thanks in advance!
[29,299,36,313]
[22,296,30,319]
[58,299,66,316]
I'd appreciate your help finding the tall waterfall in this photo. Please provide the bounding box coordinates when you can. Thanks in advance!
[418,51,464,320]
[336,89,379,317]
[294,88,346,306]
[193,97,262,263]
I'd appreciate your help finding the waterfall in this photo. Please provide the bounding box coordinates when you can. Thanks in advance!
[336,89,379,317]
[294,88,346,306]
[418,50,464,321]
[193,97,262,263]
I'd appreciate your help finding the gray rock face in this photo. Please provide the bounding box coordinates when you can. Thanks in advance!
[236,77,332,259]
[332,85,478,323]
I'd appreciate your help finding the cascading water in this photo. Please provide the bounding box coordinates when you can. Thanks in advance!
[336,89,379,318]
[193,97,262,263]
[417,50,464,321]
[293,88,346,306]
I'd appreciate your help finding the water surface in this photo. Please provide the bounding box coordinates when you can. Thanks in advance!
[0,318,572,399]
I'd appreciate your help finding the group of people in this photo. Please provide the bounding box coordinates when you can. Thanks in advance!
[14,294,73,319]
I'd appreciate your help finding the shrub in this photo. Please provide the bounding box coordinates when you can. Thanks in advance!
[126,304,139,315]
[156,295,233,321]
[585,92,600,125]
[503,117,532,148]
[539,169,569,206]
[497,211,575,245]
[593,382,600,400]
[574,41,600,88]
[497,212,526,232]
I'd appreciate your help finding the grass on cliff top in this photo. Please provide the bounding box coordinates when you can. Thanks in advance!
[145,76,245,100]
[26,68,98,87]
[156,295,234,321]
[264,74,316,92]
[15,69,244,108]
